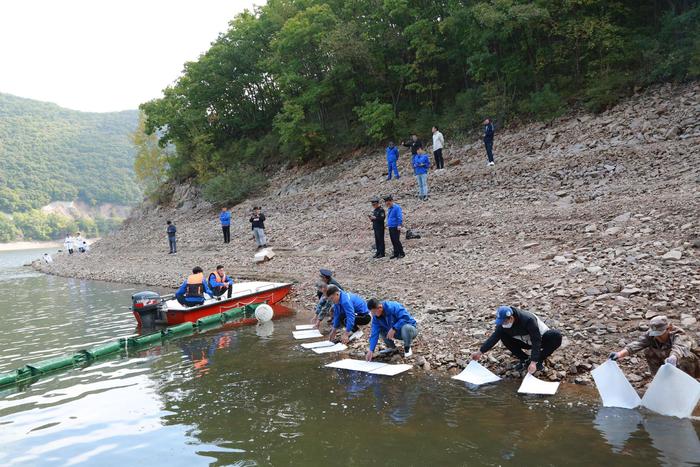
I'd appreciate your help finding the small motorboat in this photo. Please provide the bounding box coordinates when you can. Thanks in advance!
[131,281,293,327]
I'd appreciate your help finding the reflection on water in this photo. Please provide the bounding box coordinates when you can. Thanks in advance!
[0,249,699,466]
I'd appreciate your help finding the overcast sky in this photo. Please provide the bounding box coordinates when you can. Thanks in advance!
[0,0,259,112]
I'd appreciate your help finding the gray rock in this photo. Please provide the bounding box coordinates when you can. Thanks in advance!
[661,249,682,261]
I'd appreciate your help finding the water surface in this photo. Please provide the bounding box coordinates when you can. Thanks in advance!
[0,249,698,466]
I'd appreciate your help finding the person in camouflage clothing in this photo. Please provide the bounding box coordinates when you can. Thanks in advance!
[609,315,700,378]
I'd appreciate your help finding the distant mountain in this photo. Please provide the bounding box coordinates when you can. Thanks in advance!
[0,93,140,213]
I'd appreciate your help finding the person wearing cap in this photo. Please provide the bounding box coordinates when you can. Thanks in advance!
[471,305,562,373]
[250,206,267,249]
[326,285,371,344]
[384,195,405,259]
[365,299,418,360]
[318,269,342,296]
[368,197,386,258]
[386,142,400,180]
[609,315,700,378]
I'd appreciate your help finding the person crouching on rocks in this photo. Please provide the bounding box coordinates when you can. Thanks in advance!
[471,305,562,374]
[175,266,213,307]
[326,285,371,344]
[609,315,700,378]
[365,299,418,360]
[208,265,234,297]
[312,282,335,329]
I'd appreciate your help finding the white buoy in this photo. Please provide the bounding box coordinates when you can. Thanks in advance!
[255,304,274,322]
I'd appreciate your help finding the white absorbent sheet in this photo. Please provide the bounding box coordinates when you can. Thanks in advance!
[312,343,348,354]
[301,340,335,349]
[451,361,501,386]
[295,324,315,330]
[517,373,560,395]
[641,363,700,418]
[591,360,641,409]
[292,329,323,340]
[325,359,411,376]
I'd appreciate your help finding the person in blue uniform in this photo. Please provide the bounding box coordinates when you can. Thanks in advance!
[175,266,213,307]
[365,299,418,360]
[208,265,234,297]
[326,285,371,344]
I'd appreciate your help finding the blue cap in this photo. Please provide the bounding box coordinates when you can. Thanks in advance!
[319,269,333,279]
[495,306,513,325]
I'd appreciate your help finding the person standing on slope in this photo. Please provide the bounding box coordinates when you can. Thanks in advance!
[220,207,231,244]
[483,118,495,166]
[386,141,400,180]
[412,147,430,201]
[384,195,405,259]
[166,220,177,254]
[431,126,445,169]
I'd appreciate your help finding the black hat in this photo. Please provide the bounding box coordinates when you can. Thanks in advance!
[370,196,380,203]
[382,194,393,201]
[319,269,333,278]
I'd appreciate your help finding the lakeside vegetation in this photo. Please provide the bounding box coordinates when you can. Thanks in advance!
[0,93,139,241]
[138,0,700,205]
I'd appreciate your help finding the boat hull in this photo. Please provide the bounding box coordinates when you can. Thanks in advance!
[131,283,293,326]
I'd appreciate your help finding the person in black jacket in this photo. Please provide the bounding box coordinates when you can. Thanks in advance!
[250,207,267,249]
[368,197,385,258]
[471,306,562,373]
[401,134,423,156]
[483,118,495,166]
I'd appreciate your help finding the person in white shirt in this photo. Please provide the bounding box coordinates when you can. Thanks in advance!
[75,233,85,253]
[431,126,444,169]
[64,235,74,255]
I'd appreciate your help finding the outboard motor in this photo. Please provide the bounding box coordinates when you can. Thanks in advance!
[131,291,165,328]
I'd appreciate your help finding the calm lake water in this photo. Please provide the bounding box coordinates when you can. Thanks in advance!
[0,249,698,466]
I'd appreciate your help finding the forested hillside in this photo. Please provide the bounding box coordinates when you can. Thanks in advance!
[0,93,140,241]
[140,0,700,205]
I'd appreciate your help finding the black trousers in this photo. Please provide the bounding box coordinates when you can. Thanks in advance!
[211,285,231,297]
[339,313,372,332]
[373,226,385,256]
[388,227,404,256]
[434,148,444,169]
[222,225,230,243]
[484,140,494,163]
[500,330,562,362]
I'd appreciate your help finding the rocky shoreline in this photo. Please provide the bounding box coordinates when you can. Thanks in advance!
[35,82,700,388]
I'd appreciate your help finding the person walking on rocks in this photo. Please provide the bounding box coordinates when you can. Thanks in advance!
[483,118,495,166]
[412,147,430,201]
[432,126,444,169]
[609,315,700,378]
[365,299,418,360]
[402,133,423,156]
[386,141,400,180]
[471,306,562,374]
[326,285,371,344]
[384,195,404,259]
[220,207,231,243]
[166,221,177,254]
[250,207,267,249]
[368,197,385,258]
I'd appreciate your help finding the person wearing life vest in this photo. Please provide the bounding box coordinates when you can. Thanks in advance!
[471,305,562,374]
[208,265,234,297]
[175,266,213,307]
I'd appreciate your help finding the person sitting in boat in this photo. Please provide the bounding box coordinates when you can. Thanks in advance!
[208,265,234,297]
[326,285,371,344]
[175,266,213,307]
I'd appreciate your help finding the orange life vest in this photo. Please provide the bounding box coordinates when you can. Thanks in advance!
[185,273,204,297]
[209,270,229,290]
